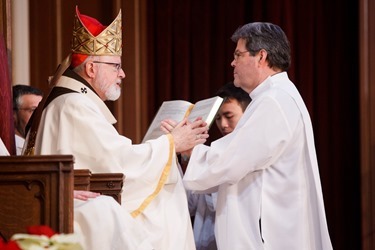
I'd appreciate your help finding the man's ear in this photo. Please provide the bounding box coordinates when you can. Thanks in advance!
[258,49,267,63]
[85,62,96,78]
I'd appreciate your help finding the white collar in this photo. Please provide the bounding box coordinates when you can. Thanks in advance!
[250,72,288,100]
[56,76,117,124]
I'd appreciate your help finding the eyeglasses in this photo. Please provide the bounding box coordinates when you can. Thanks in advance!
[233,50,249,61]
[17,107,37,113]
[92,61,122,71]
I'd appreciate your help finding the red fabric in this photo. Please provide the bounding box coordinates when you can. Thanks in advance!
[79,15,105,36]
[71,7,107,68]
[0,35,15,155]
[71,54,89,68]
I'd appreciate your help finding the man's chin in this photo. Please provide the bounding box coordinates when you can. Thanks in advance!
[105,90,121,101]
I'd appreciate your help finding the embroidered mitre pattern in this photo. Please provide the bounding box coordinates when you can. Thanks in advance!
[71,10,122,56]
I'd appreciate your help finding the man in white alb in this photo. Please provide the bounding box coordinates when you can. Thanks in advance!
[182,22,333,250]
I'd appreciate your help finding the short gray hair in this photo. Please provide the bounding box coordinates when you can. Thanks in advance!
[231,22,291,71]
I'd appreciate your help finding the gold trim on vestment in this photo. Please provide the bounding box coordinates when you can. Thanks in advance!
[130,134,175,218]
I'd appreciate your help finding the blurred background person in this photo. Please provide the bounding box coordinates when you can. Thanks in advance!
[12,84,43,155]
[186,82,251,250]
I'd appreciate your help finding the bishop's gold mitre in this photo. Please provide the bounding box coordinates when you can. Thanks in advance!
[71,6,122,56]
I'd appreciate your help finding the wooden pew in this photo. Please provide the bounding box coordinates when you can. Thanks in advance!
[74,169,91,191]
[74,169,124,204]
[0,155,74,240]
[0,155,124,241]
[90,172,124,204]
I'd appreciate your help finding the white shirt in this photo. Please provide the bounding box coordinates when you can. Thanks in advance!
[184,72,332,250]
[15,134,25,155]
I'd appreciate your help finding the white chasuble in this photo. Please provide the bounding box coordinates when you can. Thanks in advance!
[30,74,195,250]
[74,195,154,249]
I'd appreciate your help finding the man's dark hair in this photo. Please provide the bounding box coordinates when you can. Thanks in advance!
[215,82,251,112]
[231,22,291,71]
[13,85,43,110]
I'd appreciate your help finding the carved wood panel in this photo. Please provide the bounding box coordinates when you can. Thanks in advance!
[0,155,74,240]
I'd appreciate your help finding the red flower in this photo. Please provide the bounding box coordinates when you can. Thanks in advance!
[0,225,62,250]
[0,238,21,250]
[26,225,56,238]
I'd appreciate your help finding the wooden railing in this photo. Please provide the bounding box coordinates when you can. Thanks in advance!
[74,169,124,204]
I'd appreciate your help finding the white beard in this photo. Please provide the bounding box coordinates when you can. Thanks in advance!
[105,83,121,101]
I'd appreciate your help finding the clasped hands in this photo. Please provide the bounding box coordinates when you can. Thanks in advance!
[161,118,208,153]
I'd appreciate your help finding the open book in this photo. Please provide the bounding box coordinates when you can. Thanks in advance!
[142,96,224,142]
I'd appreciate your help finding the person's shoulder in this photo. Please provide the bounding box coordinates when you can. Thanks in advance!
[47,92,94,114]
[55,92,91,106]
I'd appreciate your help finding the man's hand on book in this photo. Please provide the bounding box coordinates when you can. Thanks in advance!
[162,118,209,153]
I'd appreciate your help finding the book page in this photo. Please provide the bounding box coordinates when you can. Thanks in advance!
[188,96,224,128]
[142,100,193,142]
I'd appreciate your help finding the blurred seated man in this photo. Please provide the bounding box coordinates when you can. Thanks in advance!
[12,85,43,155]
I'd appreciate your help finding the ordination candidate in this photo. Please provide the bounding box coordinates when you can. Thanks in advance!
[183,22,333,250]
